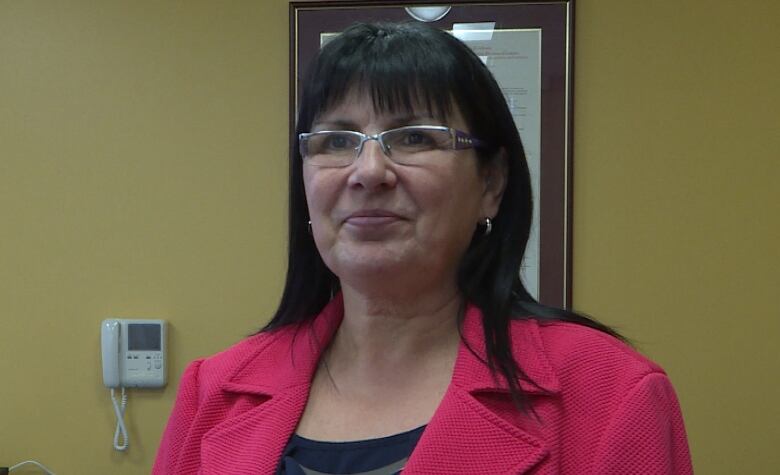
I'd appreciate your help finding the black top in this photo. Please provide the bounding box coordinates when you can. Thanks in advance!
[277,426,426,475]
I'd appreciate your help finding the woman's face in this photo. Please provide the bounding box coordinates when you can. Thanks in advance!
[303,92,505,293]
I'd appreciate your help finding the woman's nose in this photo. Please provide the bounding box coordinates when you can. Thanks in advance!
[347,139,397,190]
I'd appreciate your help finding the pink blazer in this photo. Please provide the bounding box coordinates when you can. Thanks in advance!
[154,296,692,474]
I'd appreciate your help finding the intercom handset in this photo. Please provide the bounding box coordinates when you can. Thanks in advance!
[101,318,167,388]
[100,318,167,451]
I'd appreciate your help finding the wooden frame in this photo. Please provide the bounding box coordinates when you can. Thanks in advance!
[290,1,575,309]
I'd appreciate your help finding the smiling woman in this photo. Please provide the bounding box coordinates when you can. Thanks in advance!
[302,93,502,299]
[153,22,693,475]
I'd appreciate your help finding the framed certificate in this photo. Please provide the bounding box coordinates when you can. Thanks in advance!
[290,1,574,309]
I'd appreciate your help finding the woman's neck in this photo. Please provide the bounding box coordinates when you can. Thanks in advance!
[296,285,463,441]
[328,285,462,373]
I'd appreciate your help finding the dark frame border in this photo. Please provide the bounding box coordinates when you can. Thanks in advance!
[289,0,574,309]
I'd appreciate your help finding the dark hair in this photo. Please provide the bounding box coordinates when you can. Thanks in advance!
[264,22,622,409]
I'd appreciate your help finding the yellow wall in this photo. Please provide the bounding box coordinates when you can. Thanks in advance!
[0,1,776,473]
[0,1,289,473]
[573,1,780,473]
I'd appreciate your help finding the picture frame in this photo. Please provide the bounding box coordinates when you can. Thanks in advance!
[290,1,575,309]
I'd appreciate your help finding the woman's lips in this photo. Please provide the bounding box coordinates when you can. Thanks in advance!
[345,216,400,226]
[343,210,405,227]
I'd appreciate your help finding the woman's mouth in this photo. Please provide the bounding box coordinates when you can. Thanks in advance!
[343,210,405,230]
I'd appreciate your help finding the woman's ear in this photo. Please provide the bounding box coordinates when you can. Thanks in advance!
[480,148,509,218]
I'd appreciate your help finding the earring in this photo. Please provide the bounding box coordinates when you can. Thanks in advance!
[307,220,312,235]
[481,217,492,236]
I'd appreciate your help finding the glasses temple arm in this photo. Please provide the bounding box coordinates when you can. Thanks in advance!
[453,129,487,149]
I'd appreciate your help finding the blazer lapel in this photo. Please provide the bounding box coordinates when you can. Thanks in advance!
[200,296,345,475]
[200,384,310,474]
[404,307,560,474]
[404,387,548,474]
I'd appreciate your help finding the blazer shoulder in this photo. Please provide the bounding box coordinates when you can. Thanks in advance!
[513,319,666,394]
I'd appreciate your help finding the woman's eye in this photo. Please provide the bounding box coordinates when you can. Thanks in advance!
[324,134,351,150]
[402,131,432,146]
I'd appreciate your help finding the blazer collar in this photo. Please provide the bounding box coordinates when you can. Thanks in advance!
[220,293,345,397]
[410,305,560,473]
[454,303,561,395]
[207,296,560,474]
[201,296,346,474]
[222,295,560,397]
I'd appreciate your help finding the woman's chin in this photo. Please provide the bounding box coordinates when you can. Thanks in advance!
[326,245,423,283]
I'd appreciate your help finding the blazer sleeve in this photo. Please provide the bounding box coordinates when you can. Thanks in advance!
[153,359,205,475]
[593,372,693,474]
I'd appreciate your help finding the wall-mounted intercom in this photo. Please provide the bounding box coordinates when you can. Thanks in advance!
[101,319,167,388]
[100,318,167,451]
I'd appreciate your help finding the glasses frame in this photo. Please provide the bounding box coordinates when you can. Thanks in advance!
[298,125,487,166]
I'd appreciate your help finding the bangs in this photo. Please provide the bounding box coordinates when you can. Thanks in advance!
[320,67,454,123]
[321,78,452,124]
[300,23,463,128]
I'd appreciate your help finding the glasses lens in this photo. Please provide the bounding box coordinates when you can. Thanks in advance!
[383,127,452,164]
[302,132,361,167]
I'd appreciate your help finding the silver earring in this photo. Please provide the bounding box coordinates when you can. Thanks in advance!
[482,217,492,236]
[307,220,312,235]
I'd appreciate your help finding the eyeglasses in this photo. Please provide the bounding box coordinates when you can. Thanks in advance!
[298,125,486,167]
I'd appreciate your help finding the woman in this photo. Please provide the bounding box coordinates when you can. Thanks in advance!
[154,22,692,474]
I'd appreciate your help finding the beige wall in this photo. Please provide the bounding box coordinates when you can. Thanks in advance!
[0,1,776,473]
